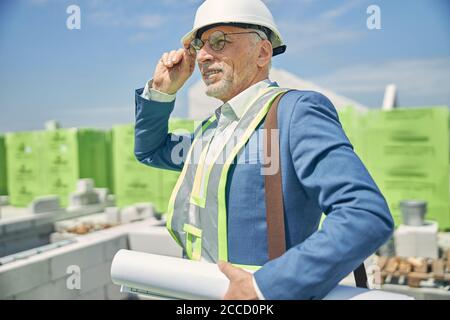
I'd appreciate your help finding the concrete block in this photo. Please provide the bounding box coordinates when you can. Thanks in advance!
[0,260,51,299]
[77,179,94,193]
[104,236,129,260]
[77,287,106,300]
[128,227,183,258]
[105,283,127,300]
[106,194,116,207]
[120,205,153,224]
[0,195,9,206]
[49,232,77,243]
[94,188,109,204]
[69,191,100,208]
[50,243,104,280]
[33,221,55,234]
[395,222,438,259]
[438,232,450,251]
[105,207,120,225]
[29,196,61,214]
[135,203,155,219]
[34,215,55,227]
[80,262,112,294]
[4,220,32,233]
[14,277,80,300]
[120,207,137,224]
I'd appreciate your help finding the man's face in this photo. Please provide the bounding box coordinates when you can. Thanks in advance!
[195,26,262,102]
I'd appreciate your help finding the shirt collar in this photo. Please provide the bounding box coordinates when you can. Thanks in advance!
[215,79,274,122]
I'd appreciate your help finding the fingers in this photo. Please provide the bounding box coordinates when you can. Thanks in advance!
[160,49,186,68]
[182,49,197,73]
[218,261,241,280]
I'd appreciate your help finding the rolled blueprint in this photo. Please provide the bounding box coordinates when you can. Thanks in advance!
[111,250,229,300]
[110,250,412,300]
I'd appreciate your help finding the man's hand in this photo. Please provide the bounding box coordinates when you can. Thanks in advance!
[218,261,259,300]
[152,48,196,95]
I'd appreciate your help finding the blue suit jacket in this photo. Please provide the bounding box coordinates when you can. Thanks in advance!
[134,87,394,300]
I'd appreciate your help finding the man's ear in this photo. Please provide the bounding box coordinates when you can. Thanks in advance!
[257,40,273,68]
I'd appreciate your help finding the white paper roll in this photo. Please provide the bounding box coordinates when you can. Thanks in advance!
[110,250,413,300]
[111,250,229,299]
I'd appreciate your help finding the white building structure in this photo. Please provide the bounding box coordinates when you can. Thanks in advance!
[188,68,369,120]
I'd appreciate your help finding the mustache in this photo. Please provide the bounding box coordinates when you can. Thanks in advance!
[199,63,223,73]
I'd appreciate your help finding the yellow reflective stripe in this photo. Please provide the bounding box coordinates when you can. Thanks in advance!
[193,236,202,261]
[183,223,202,237]
[166,116,216,246]
[190,195,206,208]
[189,135,213,208]
[217,90,288,262]
[189,87,277,208]
[183,224,202,261]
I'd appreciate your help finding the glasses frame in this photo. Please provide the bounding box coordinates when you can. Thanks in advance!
[188,30,267,55]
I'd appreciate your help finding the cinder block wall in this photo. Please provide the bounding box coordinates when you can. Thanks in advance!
[0,235,129,300]
[0,223,54,257]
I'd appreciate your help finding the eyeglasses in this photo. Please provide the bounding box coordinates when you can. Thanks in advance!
[188,30,266,55]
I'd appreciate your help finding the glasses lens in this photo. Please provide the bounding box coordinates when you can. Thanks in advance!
[188,45,197,56]
[190,38,203,51]
[208,31,226,51]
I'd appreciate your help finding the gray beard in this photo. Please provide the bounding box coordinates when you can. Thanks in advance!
[205,78,233,100]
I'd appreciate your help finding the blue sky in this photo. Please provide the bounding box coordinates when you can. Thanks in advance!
[0,0,449,132]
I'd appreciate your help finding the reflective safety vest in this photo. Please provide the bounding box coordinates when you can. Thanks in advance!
[166,86,288,267]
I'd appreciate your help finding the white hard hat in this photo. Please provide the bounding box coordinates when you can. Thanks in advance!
[181,0,286,57]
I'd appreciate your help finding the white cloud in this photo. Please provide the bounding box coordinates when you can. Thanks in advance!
[128,32,152,44]
[280,19,362,53]
[311,57,450,107]
[320,0,363,20]
[278,0,370,53]
[135,14,165,29]
[86,0,166,29]
[275,0,368,54]
[88,11,166,29]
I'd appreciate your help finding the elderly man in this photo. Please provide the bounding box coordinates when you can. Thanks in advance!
[134,0,394,300]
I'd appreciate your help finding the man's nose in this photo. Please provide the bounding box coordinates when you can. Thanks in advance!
[196,45,215,64]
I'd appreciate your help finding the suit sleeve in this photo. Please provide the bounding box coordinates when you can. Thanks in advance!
[254,92,394,300]
[134,88,194,171]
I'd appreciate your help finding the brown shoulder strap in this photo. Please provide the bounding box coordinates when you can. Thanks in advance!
[263,93,287,260]
[263,92,368,289]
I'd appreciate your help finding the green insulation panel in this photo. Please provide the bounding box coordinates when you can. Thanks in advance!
[112,124,160,208]
[6,129,109,207]
[5,131,44,207]
[359,107,450,229]
[0,135,8,196]
[111,119,195,213]
[41,129,108,207]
